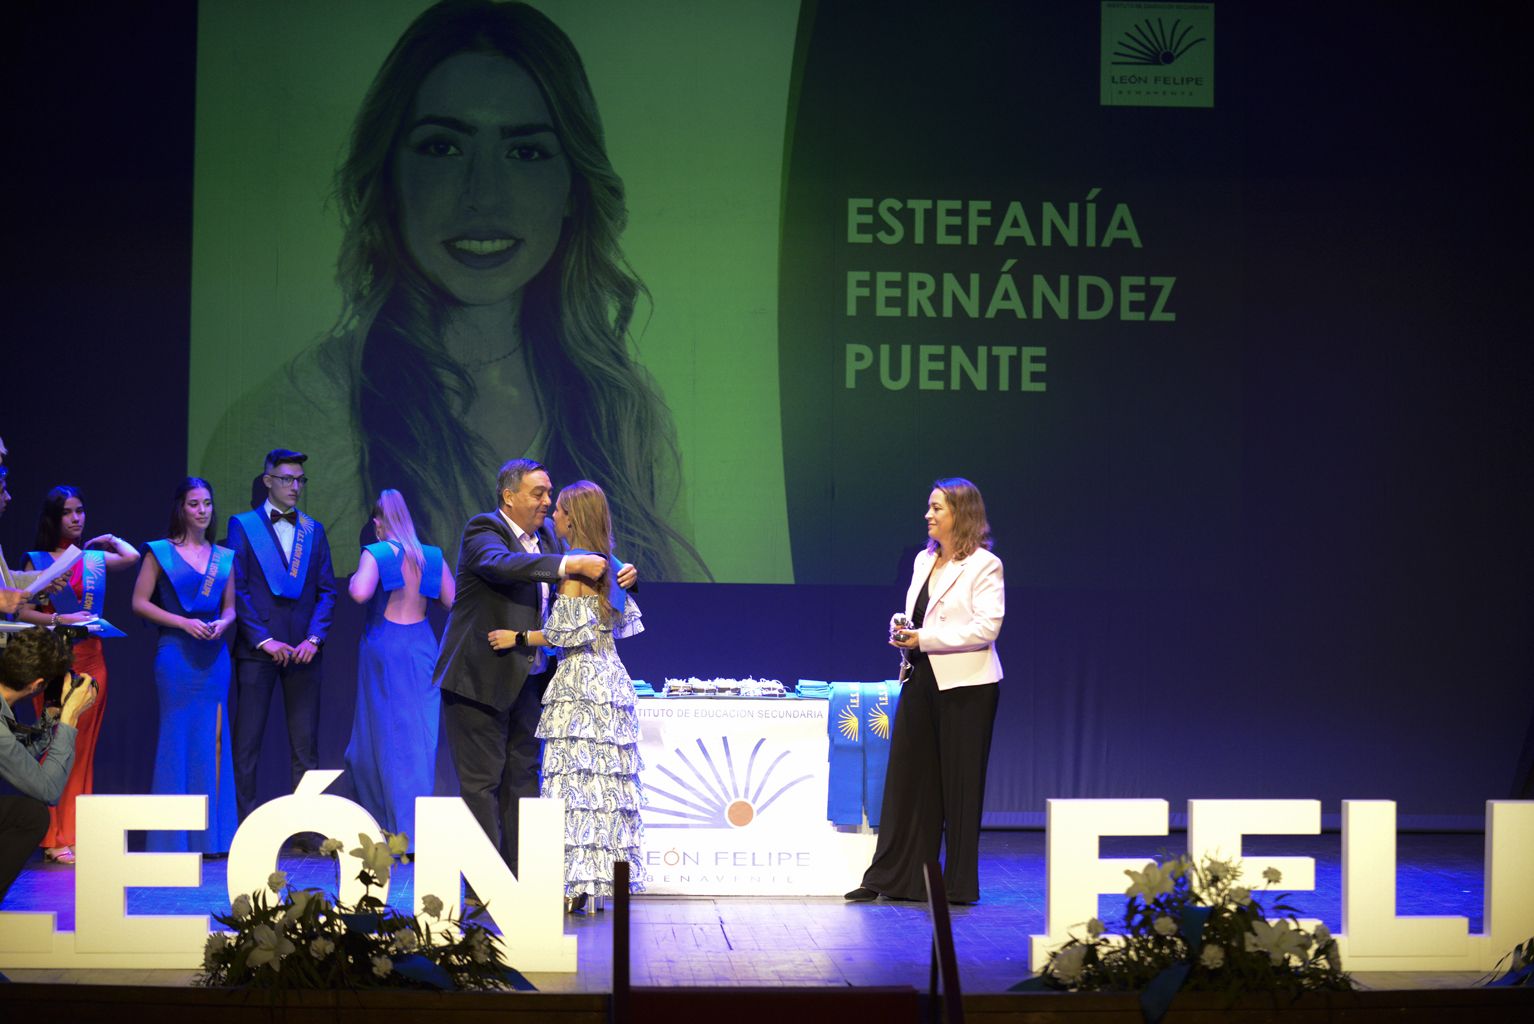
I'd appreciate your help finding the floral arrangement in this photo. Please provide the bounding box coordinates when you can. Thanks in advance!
[198,832,529,991]
[1021,854,1350,1020]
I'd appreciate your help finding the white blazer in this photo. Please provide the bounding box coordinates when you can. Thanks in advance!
[906,545,1004,690]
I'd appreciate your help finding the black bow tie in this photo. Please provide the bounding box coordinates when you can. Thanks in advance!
[269,509,298,526]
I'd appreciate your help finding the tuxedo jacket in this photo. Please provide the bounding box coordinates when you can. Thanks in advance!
[227,510,337,660]
[906,544,1004,689]
[432,511,564,712]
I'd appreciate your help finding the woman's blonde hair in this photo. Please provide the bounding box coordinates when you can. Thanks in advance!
[927,477,993,560]
[555,479,615,624]
[372,488,426,578]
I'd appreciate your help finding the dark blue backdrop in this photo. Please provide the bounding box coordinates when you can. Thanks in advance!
[2,2,1530,832]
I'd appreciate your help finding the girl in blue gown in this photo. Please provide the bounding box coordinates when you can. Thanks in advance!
[344,489,455,839]
[131,477,238,854]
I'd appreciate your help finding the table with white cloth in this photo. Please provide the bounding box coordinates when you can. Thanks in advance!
[634,695,875,895]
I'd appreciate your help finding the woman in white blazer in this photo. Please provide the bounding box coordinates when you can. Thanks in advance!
[846,477,1003,905]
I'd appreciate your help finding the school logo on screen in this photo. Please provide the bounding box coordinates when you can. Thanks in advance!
[1101,2,1215,108]
[646,737,814,829]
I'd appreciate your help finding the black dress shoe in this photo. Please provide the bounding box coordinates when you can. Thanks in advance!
[843,886,878,902]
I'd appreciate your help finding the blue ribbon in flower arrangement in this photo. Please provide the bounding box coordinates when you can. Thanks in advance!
[861,680,902,828]
[825,681,863,825]
[1139,904,1213,1024]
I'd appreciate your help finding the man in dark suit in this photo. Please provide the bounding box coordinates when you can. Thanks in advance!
[434,458,632,873]
[227,448,336,822]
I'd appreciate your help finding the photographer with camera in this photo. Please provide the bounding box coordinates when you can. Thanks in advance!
[1,626,96,903]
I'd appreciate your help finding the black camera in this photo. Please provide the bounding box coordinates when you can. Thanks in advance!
[40,627,83,707]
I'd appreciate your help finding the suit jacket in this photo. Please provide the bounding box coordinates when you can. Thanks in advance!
[906,545,1004,690]
[227,509,337,660]
[432,511,565,712]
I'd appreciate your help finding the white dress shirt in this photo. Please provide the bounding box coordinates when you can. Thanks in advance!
[263,499,297,562]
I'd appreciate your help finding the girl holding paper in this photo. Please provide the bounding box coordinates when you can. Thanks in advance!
[18,485,140,864]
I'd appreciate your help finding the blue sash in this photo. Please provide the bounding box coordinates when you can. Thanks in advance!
[364,541,443,599]
[826,680,864,825]
[29,549,124,637]
[234,509,314,600]
[566,547,626,614]
[148,540,232,616]
[862,680,902,828]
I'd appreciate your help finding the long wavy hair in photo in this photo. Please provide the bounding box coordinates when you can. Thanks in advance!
[315,0,708,580]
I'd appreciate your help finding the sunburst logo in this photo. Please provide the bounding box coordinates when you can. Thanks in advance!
[837,704,860,741]
[868,706,892,740]
[1111,18,1205,66]
[647,737,814,829]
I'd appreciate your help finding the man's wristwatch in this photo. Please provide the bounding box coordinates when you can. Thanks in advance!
[306,635,323,648]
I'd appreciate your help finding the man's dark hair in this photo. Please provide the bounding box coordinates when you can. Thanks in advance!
[264,448,309,472]
[1,627,72,690]
[496,459,548,506]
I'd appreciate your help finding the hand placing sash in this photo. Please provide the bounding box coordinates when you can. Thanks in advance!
[27,548,125,638]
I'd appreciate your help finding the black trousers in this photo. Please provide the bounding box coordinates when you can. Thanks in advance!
[0,796,49,905]
[861,659,999,903]
[442,667,552,875]
[232,655,323,820]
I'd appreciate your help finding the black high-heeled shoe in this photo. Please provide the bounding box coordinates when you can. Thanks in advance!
[564,893,588,914]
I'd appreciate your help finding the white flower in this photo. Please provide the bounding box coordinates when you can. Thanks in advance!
[1261,866,1282,885]
[421,894,444,919]
[391,928,419,953]
[1205,858,1234,882]
[1199,944,1225,969]
[468,929,492,963]
[289,890,312,918]
[231,893,252,920]
[1124,862,1176,902]
[1153,915,1177,937]
[267,870,288,893]
[319,837,344,856]
[1312,924,1332,946]
[1230,887,1252,906]
[386,832,410,856]
[1246,919,1309,965]
[1049,944,1088,984]
[309,937,335,959]
[247,923,295,968]
[371,954,393,977]
[350,833,395,880]
[1085,917,1104,939]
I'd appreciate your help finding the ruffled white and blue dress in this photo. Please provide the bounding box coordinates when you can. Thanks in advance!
[535,594,647,897]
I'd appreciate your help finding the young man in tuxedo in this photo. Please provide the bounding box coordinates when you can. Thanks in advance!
[227,448,336,825]
[434,458,634,873]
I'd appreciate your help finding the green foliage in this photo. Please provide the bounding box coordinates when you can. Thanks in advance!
[197,832,519,991]
[1037,855,1353,1000]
